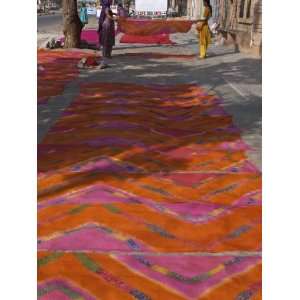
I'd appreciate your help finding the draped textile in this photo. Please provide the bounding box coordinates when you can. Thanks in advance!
[118,19,195,36]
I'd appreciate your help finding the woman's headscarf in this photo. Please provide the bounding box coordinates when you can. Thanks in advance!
[99,0,111,26]
[102,0,110,8]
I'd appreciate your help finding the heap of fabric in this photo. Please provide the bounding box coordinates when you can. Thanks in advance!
[46,38,63,49]
[77,56,100,69]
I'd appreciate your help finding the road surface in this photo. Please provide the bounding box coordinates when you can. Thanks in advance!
[37,13,63,33]
[37,13,98,33]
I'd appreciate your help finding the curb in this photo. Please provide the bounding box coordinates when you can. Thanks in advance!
[37,12,56,16]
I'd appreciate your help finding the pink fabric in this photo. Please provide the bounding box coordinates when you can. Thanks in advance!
[60,30,100,46]
[81,29,99,45]
[39,290,70,300]
[120,33,174,45]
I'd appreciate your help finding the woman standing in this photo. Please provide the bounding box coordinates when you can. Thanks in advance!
[79,2,88,27]
[116,3,128,33]
[96,5,101,20]
[97,0,117,69]
[197,0,212,59]
[117,3,128,18]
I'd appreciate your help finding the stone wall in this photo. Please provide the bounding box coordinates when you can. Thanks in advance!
[186,0,203,19]
[217,0,262,57]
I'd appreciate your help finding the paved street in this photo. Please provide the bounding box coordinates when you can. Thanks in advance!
[37,28,261,299]
[37,13,99,47]
[38,13,98,33]
[37,13,63,33]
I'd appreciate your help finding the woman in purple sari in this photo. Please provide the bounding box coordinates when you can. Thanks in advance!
[117,3,128,18]
[97,0,116,68]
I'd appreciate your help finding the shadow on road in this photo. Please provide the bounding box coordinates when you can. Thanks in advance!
[37,49,261,200]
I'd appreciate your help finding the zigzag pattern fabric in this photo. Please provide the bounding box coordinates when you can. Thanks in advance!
[38,81,261,299]
[37,50,196,105]
[37,50,87,104]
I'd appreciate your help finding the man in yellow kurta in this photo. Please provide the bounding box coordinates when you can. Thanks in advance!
[197,0,212,59]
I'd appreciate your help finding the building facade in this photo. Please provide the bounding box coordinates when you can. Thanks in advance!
[186,0,203,19]
[163,0,263,57]
[98,0,262,57]
[168,0,203,18]
[215,0,262,56]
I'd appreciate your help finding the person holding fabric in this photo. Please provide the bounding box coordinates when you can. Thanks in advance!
[79,2,88,27]
[197,0,212,59]
[117,3,128,18]
[96,5,101,20]
[116,3,128,34]
[97,0,117,69]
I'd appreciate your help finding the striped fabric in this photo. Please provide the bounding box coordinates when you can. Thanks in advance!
[38,78,261,299]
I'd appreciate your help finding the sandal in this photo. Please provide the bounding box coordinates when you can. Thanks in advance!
[99,63,108,69]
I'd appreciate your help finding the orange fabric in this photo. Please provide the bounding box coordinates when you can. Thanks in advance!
[198,264,262,300]
[38,253,133,300]
[38,81,261,299]
[118,19,194,36]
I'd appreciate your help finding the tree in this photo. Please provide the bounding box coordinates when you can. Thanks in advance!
[63,0,83,48]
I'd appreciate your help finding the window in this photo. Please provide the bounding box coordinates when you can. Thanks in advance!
[239,0,245,18]
[246,0,252,18]
[238,0,252,23]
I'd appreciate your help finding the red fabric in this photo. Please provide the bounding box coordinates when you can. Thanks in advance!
[37,50,92,105]
[118,19,194,35]
[86,56,98,66]
[120,33,173,45]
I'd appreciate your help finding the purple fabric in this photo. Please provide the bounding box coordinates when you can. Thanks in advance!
[118,7,128,17]
[98,1,115,53]
[102,0,111,6]
[99,0,111,28]
[101,14,115,49]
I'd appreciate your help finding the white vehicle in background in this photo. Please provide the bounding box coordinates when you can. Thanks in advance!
[134,0,167,19]
[87,7,97,15]
[94,5,117,18]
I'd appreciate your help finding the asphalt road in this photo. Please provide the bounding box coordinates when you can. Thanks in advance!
[37,13,99,33]
[37,13,63,33]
